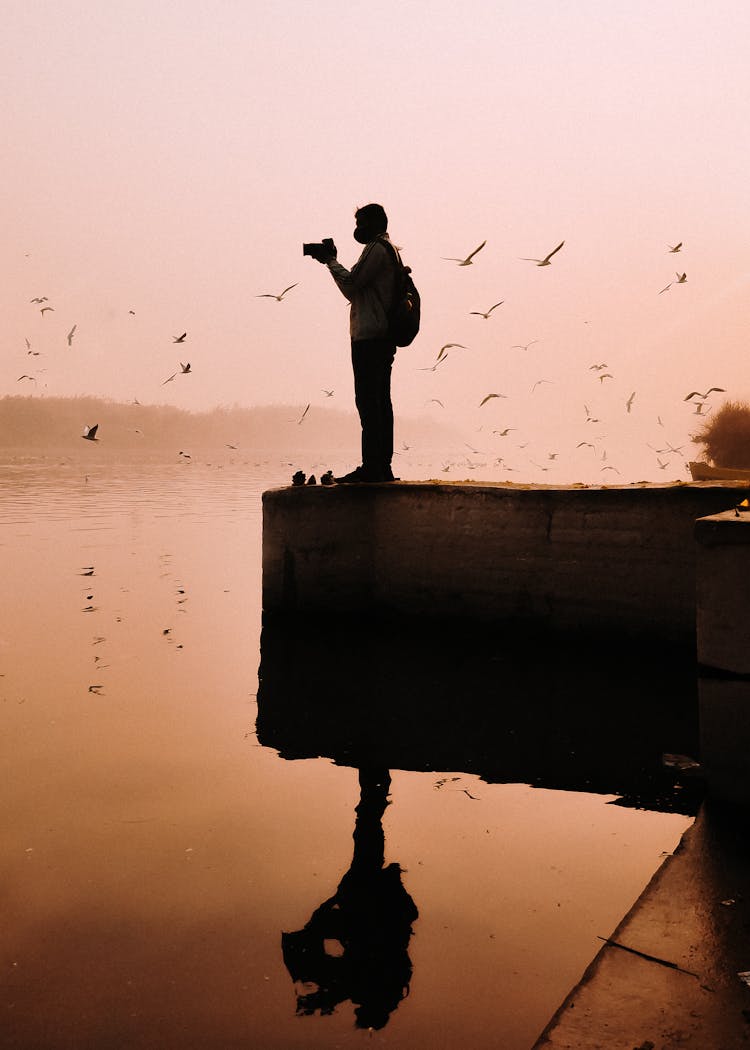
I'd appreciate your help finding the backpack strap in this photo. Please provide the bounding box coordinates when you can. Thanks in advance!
[370,237,401,317]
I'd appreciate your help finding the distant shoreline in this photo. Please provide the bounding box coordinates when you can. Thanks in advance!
[0,394,458,451]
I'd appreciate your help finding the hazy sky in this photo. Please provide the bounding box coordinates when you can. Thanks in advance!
[4,1,749,478]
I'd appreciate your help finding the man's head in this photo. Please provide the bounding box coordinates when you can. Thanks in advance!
[354,203,388,244]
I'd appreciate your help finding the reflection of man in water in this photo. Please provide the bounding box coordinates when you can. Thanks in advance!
[281,768,418,1030]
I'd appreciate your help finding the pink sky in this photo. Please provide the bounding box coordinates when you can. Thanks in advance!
[4,1,749,481]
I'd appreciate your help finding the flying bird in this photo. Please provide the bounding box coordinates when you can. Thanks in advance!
[493,427,515,436]
[589,363,609,371]
[470,301,504,319]
[648,442,684,457]
[322,389,334,397]
[520,240,565,266]
[40,306,54,315]
[173,332,187,343]
[584,405,599,422]
[675,272,687,284]
[442,240,486,266]
[256,283,299,301]
[667,242,683,253]
[436,343,466,363]
[419,343,461,370]
[30,296,48,304]
[479,393,505,406]
[162,363,191,384]
[82,424,99,441]
[598,373,613,383]
[67,325,77,346]
[625,392,636,413]
[684,388,724,401]
[419,355,451,371]
[531,379,553,392]
[658,282,672,294]
[428,398,445,408]
[512,340,538,351]
[17,374,36,383]
[297,403,310,424]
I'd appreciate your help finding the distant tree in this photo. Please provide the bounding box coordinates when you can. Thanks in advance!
[693,400,750,468]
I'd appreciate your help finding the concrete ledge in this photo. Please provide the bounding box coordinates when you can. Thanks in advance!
[696,509,750,674]
[263,481,748,643]
[533,801,750,1049]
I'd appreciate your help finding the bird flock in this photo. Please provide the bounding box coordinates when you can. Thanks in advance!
[16,293,204,441]
[13,236,727,479]
[398,235,725,481]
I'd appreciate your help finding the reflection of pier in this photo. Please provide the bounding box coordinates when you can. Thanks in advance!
[260,496,750,1047]
[257,616,702,814]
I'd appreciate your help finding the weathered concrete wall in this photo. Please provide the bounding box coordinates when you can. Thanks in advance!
[695,510,750,805]
[263,481,748,641]
[695,510,750,674]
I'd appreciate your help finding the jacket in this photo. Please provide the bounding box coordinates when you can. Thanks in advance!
[326,236,397,342]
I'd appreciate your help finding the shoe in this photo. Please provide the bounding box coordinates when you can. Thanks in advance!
[334,466,400,484]
[334,466,365,484]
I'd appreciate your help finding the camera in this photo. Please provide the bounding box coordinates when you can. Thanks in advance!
[303,237,335,259]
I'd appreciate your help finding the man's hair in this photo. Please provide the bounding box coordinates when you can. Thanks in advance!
[355,203,388,233]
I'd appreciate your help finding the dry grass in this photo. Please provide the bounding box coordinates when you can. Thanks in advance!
[693,400,750,468]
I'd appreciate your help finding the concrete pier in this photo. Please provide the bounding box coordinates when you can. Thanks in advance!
[695,508,750,808]
[695,508,750,675]
[260,483,750,1047]
[263,481,748,643]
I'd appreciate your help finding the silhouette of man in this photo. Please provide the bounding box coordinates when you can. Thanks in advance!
[309,204,400,483]
[281,768,418,1030]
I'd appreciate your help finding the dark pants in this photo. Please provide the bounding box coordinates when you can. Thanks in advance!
[351,338,396,478]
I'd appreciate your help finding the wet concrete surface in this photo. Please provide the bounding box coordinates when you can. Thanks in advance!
[535,799,750,1049]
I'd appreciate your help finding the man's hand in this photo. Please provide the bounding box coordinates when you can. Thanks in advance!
[305,239,337,264]
[307,245,329,264]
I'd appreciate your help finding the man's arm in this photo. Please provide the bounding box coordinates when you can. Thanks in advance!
[326,242,388,303]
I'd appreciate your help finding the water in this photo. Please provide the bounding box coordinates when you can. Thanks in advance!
[1,451,695,1049]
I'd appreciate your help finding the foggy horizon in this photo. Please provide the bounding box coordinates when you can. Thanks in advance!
[5,2,750,484]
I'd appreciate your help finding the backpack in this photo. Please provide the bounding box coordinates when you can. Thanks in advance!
[378,237,421,347]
